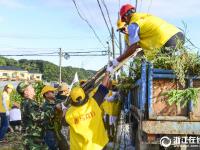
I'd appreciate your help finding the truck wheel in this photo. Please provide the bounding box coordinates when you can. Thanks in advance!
[135,129,160,150]
[135,129,148,150]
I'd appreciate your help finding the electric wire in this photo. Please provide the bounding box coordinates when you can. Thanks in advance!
[71,0,106,49]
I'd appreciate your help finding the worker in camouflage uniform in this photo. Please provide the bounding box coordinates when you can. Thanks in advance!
[41,85,68,150]
[16,82,48,150]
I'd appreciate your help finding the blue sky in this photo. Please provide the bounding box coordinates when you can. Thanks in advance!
[0,0,199,70]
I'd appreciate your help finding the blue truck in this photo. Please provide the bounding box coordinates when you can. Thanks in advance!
[128,61,200,150]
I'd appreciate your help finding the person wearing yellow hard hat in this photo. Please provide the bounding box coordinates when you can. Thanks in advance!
[0,84,13,142]
[100,80,121,142]
[117,19,128,34]
[79,79,87,86]
[111,3,185,66]
[117,19,130,51]
[56,84,70,101]
[64,64,114,150]
[41,85,68,150]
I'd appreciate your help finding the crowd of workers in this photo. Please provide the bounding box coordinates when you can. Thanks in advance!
[0,68,121,150]
[0,3,185,150]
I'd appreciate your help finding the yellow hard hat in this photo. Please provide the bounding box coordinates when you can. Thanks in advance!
[80,80,86,85]
[117,19,126,31]
[112,80,118,86]
[41,85,56,95]
[58,84,69,92]
[70,87,85,103]
[6,84,14,89]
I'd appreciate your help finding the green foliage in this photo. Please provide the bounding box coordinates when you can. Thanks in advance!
[0,90,22,107]
[5,81,45,106]
[129,57,145,80]
[0,57,95,83]
[117,73,134,95]
[0,56,19,67]
[152,49,200,86]
[0,58,6,66]
[32,81,45,105]
[10,90,22,106]
[163,88,200,107]
[128,44,200,107]
[129,48,200,87]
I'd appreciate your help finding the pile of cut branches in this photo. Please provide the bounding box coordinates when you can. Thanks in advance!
[163,88,200,107]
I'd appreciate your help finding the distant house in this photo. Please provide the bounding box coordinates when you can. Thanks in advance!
[0,66,42,81]
[29,71,42,81]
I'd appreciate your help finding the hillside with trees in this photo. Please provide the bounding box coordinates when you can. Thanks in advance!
[0,56,95,83]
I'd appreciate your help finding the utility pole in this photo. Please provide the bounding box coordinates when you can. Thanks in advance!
[111,27,115,59]
[59,48,62,85]
[107,41,110,62]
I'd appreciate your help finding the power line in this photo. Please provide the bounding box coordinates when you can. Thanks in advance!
[96,0,111,36]
[0,47,105,51]
[147,0,153,14]
[71,0,106,49]
[0,50,106,54]
[78,0,102,29]
[0,47,106,54]
[101,0,112,27]
[101,0,120,49]
[63,50,107,54]
[0,35,95,40]
[0,50,107,56]
[96,0,120,49]
[0,54,107,57]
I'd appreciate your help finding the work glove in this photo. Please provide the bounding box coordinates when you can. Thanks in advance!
[6,111,9,116]
[111,58,119,67]
[61,102,67,111]
[106,65,114,74]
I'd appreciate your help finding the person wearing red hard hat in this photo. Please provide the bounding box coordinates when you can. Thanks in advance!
[113,3,185,66]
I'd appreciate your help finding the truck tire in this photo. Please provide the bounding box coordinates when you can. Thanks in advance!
[135,129,160,150]
[135,129,148,150]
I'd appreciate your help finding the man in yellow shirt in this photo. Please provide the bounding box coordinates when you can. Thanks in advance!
[112,4,185,66]
[100,80,121,142]
[64,65,114,150]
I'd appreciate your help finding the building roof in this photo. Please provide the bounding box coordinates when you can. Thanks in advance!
[0,66,26,71]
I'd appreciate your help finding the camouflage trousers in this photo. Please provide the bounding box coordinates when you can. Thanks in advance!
[22,136,48,150]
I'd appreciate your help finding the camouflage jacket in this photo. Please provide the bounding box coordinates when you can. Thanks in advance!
[21,98,45,138]
[42,99,63,131]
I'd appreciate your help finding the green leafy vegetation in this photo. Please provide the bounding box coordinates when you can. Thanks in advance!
[122,43,200,107]
[32,81,45,104]
[163,88,200,107]
[0,56,95,83]
[117,73,134,95]
[153,50,200,87]
[1,81,45,105]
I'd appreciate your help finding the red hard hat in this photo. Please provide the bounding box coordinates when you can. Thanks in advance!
[120,4,135,19]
